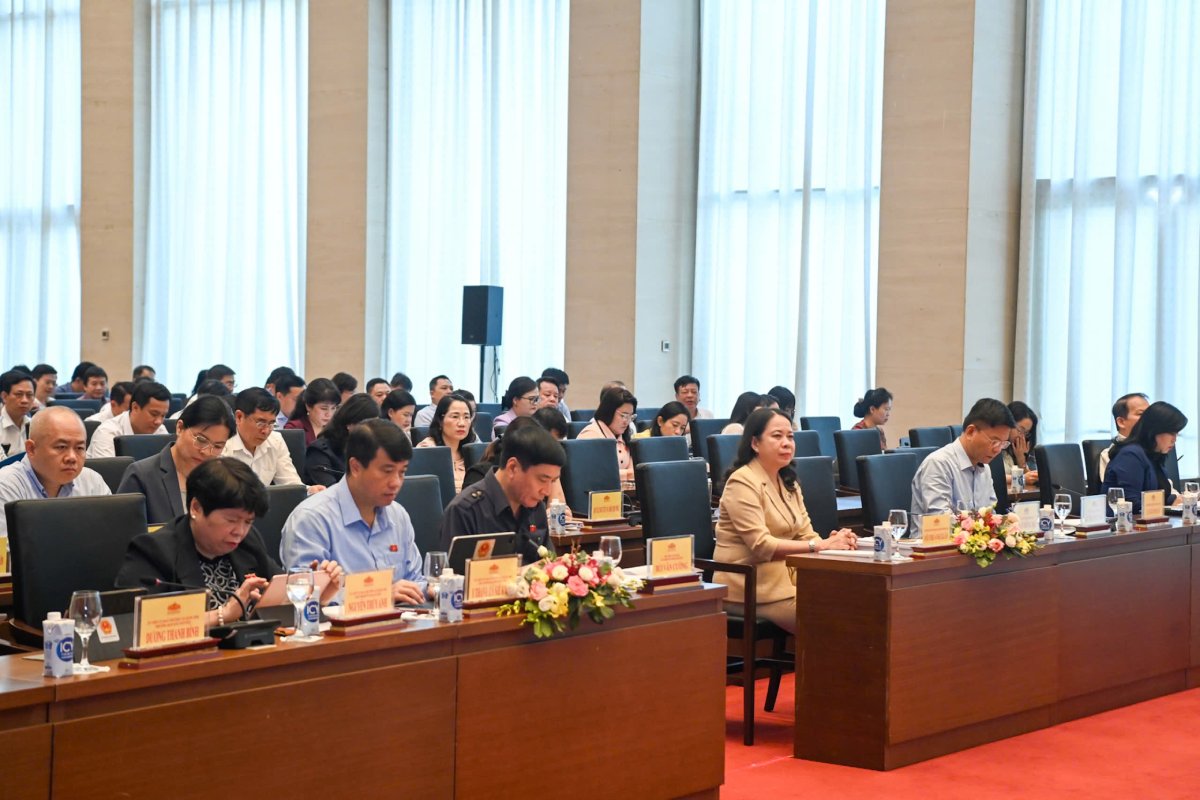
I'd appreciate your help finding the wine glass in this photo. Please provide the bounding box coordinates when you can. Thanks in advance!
[1107,487,1124,519]
[1053,492,1071,536]
[599,535,623,566]
[423,551,448,603]
[887,509,907,561]
[285,568,315,641]
[68,590,103,673]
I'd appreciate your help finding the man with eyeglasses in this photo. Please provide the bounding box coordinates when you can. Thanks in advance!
[224,388,322,494]
[910,398,1017,525]
[0,407,111,536]
[413,375,454,428]
[86,381,171,458]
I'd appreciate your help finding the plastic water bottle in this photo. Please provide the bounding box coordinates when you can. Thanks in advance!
[43,612,75,678]
[547,501,568,536]
[1038,506,1054,539]
[438,569,464,623]
[301,594,321,637]
[873,524,892,562]
[1182,493,1198,526]
[1115,500,1134,533]
[1011,466,1024,493]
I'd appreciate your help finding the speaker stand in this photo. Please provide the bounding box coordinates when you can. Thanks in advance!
[478,345,488,404]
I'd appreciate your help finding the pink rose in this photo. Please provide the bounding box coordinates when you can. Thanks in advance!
[567,575,589,597]
[529,581,548,601]
[953,533,967,546]
[988,538,1004,552]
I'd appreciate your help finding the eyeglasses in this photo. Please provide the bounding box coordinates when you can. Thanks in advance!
[248,417,275,431]
[616,411,636,422]
[191,432,227,454]
[520,394,539,405]
[985,435,1011,451]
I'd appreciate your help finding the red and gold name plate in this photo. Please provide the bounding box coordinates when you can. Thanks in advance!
[133,590,208,650]
[1140,489,1167,522]
[588,490,623,521]
[465,555,522,607]
[0,535,8,573]
[342,569,394,619]
[648,535,696,579]
[921,513,953,547]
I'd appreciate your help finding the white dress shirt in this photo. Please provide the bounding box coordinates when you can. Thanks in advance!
[223,431,303,486]
[0,458,111,536]
[0,408,29,457]
[413,404,437,429]
[86,411,168,459]
[84,403,116,423]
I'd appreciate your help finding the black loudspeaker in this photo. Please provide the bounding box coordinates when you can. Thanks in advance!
[462,286,503,346]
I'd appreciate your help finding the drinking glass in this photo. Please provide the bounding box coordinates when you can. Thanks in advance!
[1185,481,1199,497]
[1053,492,1071,535]
[68,590,103,673]
[887,509,908,561]
[285,568,315,641]
[1107,487,1124,518]
[423,551,449,602]
[599,535,623,566]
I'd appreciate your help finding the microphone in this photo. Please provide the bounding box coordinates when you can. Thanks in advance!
[310,466,344,478]
[153,578,205,592]
[1051,484,1085,499]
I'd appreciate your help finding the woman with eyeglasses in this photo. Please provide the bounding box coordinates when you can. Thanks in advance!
[578,386,637,482]
[1003,401,1040,486]
[1102,401,1188,515]
[117,395,237,524]
[415,392,478,492]
[632,401,691,440]
[284,377,340,446]
[304,394,386,487]
[492,376,539,437]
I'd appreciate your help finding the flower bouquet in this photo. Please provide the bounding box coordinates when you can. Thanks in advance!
[953,506,1040,568]
[497,546,642,638]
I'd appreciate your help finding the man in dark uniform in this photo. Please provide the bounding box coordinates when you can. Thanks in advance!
[438,423,565,563]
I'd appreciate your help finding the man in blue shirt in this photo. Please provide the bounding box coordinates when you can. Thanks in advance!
[280,418,425,604]
[911,398,1017,523]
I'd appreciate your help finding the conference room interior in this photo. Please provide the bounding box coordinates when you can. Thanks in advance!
[4,0,1200,797]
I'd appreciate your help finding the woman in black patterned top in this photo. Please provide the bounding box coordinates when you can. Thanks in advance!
[117,458,340,628]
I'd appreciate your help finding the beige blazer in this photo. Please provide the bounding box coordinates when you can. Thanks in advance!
[713,459,818,604]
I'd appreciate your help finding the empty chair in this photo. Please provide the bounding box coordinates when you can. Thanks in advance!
[407,446,456,507]
[254,484,309,561]
[6,494,148,644]
[570,409,595,422]
[461,441,489,470]
[277,428,307,478]
[560,438,621,514]
[799,416,840,459]
[169,394,186,416]
[567,420,589,440]
[909,446,939,464]
[792,456,839,537]
[474,403,502,417]
[950,424,964,437]
[833,429,883,491]
[1035,443,1087,516]
[1082,439,1110,495]
[689,418,729,462]
[792,430,822,458]
[857,452,922,530]
[629,435,689,466]
[85,456,134,494]
[472,412,494,443]
[909,426,954,449]
[397,474,444,556]
[989,455,1011,514]
[84,419,101,448]
[706,434,741,496]
[114,433,175,462]
[51,398,102,417]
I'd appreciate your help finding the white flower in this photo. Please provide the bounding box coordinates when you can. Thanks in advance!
[1004,535,1016,548]
[537,545,550,558]
[537,596,556,613]
[550,564,569,581]
[578,566,595,582]
[607,573,621,587]
[512,578,530,598]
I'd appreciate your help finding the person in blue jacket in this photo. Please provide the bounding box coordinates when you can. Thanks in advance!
[1102,401,1187,514]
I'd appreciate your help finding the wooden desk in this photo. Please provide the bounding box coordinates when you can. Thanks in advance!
[0,585,726,799]
[551,523,645,567]
[787,522,1199,770]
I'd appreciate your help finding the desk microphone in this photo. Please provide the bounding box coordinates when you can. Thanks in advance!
[152,578,205,592]
[310,466,344,479]
[1051,484,1085,499]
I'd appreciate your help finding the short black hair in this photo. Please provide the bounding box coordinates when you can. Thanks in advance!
[196,379,232,397]
[31,364,57,380]
[768,385,796,414]
[501,422,565,470]
[428,374,450,391]
[70,362,95,382]
[365,377,389,394]
[178,395,236,435]
[109,381,136,405]
[532,406,569,439]
[674,375,700,392]
[274,374,306,396]
[83,365,108,382]
[265,366,297,388]
[595,387,638,443]
[650,401,690,436]
[320,394,385,456]
[0,370,33,394]
[1112,392,1149,422]
[963,398,1016,430]
[381,388,416,417]
[235,387,280,416]
[132,381,171,408]
[132,364,155,380]
[346,417,413,469]
[541,368,569,387]
[537,375,561,392]
[186,457,269,518]
[390,372,413,392]
[332,372,358,394]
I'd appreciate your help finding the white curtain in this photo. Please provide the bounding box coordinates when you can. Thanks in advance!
[140,0,307,392]
[0,0,80,371]
[1016,0,1200,476]
[693,0,885,420]
[382,0,569,402]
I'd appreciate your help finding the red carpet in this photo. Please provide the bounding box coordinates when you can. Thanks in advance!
[724,674,1200,798]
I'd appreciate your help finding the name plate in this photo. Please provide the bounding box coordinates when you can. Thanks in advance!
[1080,494,1107,527]
[133,590,208,650]
[0,535,8,573]
[1013,501,1040,534]
[342,569,394,619]
[1142,489,1166,520]
[588,490,623,521]
[465,555,522,605]
[648,535,695,578]
[921,513,952,547]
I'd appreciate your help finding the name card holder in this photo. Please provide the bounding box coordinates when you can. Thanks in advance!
[1075,495,1112,533]
[327,569,404,636]
[1136,489,1169,527]
[464,555,523,612]
[587,491,624,523]
[121,590,218,669]
[911,513,958,560]
[642,535,701,594]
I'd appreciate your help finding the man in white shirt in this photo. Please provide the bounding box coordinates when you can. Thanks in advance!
[81,365,109,401]
[85,381,135,423]
[224,388,319,493]
[1099,392,1150,481]
[674,375,714,419]
[0,407,111,536]
[30,364,57,411]
[0,370,35,457]
[413,375,454,428]
[86,382,171,458]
